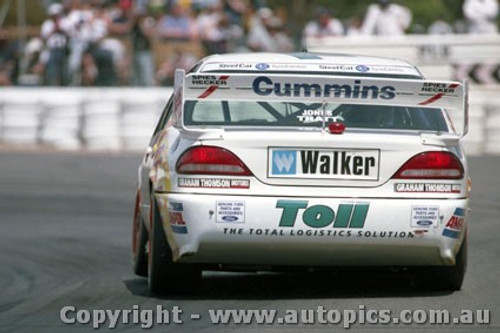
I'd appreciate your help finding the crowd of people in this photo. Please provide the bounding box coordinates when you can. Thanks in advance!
[0,0,498,87]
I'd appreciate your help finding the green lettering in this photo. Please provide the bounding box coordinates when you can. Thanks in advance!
[303,205,335,228]
[334,204,353,228]
[349,203,369,228]
[276,200,308,227]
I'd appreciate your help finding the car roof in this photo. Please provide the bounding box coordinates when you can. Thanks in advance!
[195,52,423,79]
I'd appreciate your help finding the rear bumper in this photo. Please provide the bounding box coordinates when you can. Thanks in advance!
[155,193,468,267]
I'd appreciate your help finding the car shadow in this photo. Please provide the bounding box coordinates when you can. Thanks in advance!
[124,269,456,300]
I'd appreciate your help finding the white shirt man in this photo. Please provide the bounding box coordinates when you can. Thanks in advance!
[463,0,499,33]
[361,0,412,36]
[303,7,344,38]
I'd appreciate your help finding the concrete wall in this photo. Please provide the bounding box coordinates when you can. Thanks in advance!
[0,88,170,151]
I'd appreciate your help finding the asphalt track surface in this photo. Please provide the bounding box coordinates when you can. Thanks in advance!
[0,151,499,333]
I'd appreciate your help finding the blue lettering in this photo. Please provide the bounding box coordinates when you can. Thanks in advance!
[252,76,273,96]
[251,77,397,100]
[380,86,396,99]
[275,83,292,97]
[361,85,378,99]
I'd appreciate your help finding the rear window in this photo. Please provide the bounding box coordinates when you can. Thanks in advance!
[184,101,449,132]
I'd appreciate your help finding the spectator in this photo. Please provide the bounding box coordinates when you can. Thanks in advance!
[105,1,134,85]
[269,17,294,52]
[361,0,412,36]
[247,7,293,52]
[346,16,364,36]
[197,1,243,54]
[222,0,247,25]
[156,4,199,41]
[428,16,454,35]
[19,38,45,86]
[63,0,96,85]
[463,0,499,34]
[40,3,68,86]
[303,7,344,39]
[131,10,156,86]
[87,3,119,86]
[197,1,225,52]
[0,35,20,86]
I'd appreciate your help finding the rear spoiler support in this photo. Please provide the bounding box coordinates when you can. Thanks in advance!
[462,79,469,138]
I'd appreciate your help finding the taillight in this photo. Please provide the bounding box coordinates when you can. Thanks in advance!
[176,146,252,176]
[328,122,346,134]
[392,151,464,179]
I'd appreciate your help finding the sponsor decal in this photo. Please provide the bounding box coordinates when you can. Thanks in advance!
[417,220,433,226]
[267,63,308,70]
[319,64,355,71]
[255,63,270,70]
[216,201,245,223]
[411,206,439,228]
[271,150,296,175]
[217,63,253,69]
[168,202,187,234]
[418,83,459,106]
[196,75,230,98]
[200,62,416,75]
[356,65,370,72]
[276,200,369,229]
[365,66,407,73]
[395,183,461,193]
[269,148,379,180]
[252,77,397,100]
[442,208,465,239]
[222,227,414,238]
[178,178,250,189]
[191,75,228,86]
[221,200,413,238]
[421,82,458,94]
[296,109,341,123]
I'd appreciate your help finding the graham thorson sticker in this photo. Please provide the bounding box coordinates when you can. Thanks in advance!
[178,178,250,189]
[396,183,461,193]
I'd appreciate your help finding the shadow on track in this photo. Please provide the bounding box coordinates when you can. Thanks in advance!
[124,269,455,300]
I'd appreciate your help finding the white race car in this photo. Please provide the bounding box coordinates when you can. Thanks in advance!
[132,53,470,294]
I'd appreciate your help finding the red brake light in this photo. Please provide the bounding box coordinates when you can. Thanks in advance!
[176,146,252,176]
[328,122,346,134]
[393,151,464,179]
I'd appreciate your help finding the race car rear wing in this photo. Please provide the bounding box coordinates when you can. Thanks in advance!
[174,69,469,137]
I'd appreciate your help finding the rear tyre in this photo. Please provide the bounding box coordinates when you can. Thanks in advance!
[416,230,468,291]
[132,201,148,277]
[148,193,202,295]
